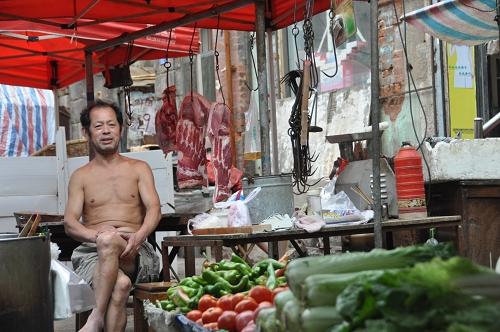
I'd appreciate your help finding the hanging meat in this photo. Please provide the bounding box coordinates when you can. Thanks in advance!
[207,102,233,203]
[176,92,210,189]
[155,86,177,155]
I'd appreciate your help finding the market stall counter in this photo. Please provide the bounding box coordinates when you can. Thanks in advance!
[161,215,461,281]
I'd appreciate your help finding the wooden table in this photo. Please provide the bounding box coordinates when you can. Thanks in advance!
[13,212,192,261]
[161,215,462,281]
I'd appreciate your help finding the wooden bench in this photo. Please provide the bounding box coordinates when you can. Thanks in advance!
[133,282,176,332]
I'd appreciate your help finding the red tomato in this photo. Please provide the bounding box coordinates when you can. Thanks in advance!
[249,286,273,303]
[198,294,218,312]
[241,321,256,332]
[231,293,245,309]
[234,298,258,313]
[203,322,219,330]
[217,310,237,332]
[196,318,203,325]
[253,301,273,320]
[201,307,223,324]
[235,311,254,332]
[271,287,288,302]
[217,294,234,311]
[186,309,203,322]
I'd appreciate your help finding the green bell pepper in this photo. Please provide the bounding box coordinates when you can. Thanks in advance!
[203,270,250,293]
[179,277,202,289]
[266,262,277,289]
[230,253,252,269]
[215,270,242,285]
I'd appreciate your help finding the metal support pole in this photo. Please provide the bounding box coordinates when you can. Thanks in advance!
[255,0,271,175]
[85,51,94,105]
[267,28,279,175]
[85,50,96,160]
[224,30,237,167]
[370,0,383,248]
[85,0,254,53]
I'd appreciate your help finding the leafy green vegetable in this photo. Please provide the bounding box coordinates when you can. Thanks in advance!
[286,243,454,296]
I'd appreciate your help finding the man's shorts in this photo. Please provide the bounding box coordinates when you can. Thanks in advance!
[71,241,160,286]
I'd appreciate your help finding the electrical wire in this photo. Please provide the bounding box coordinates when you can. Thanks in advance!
[392,0,432,211]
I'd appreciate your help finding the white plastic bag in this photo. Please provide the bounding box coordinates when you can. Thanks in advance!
[320,178,363,223]
[243,90,261,160]
[214,187,261,227]
[51,260,96,319]
[187,213,229,234]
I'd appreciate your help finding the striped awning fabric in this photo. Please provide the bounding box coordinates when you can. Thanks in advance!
[0,84,55,157]
[401,0,499,46]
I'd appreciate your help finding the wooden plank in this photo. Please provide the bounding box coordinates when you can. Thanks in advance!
[0,156,56,176]
[192,226,253,235]
[0,195,58,218]
[0,175,57,196]
[56,127,69,215]
[126,150,168,170]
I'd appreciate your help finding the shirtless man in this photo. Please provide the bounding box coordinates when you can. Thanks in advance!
[64,100,161,332]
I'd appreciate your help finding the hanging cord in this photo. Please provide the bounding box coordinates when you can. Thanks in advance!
[163,29,173,100]
[322,7,339,78]
[124,41,134,126]
[280,0,322,194]
[244,33,260,91]
[214,15,226,105]
[188,23,197,101]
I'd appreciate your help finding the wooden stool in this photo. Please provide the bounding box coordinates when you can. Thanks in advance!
[133,281,176,332]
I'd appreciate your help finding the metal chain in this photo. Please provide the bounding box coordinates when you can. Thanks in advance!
[322,8,339,78]
[214,15,226,105]
[189,23,197,101]
[163,29,173,100]
[244,33,260,91]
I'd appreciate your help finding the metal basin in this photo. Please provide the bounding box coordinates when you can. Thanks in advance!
[0,234,53,332]
[243,174,294,224]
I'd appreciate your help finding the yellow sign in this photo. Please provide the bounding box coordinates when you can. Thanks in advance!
[447,44,476,139]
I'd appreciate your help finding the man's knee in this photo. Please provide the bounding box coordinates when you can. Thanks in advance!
[96,232,123,255]
[111,274,132,303]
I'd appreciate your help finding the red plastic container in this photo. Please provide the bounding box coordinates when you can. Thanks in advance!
[394,143,427,219]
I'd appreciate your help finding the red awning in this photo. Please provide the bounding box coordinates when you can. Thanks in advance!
[0,23,199,89]
[0,0,332,31]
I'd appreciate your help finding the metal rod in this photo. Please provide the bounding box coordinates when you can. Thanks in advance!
[483,111,500,135]
[370,0,383,248]
[85,50,96,160]
[255,0,271,175]
[267,28,279,175]
[224,30,237,167]
[85,0,254,53]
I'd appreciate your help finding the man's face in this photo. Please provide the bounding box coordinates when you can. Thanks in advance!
[85,106,122,155]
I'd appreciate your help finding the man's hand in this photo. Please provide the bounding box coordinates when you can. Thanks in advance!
[120,232,145,259]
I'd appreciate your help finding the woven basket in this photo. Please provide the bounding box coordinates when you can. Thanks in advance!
[31,139,89,157]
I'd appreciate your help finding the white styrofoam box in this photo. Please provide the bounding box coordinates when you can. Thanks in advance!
[422,138,500,181]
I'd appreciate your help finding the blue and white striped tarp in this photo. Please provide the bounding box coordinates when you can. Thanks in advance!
[401,0,498,46]
[0,84,55,157]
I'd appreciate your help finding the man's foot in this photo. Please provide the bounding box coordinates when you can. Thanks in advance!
[78,313,104,332]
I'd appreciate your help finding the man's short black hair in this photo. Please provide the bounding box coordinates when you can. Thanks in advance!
[80,99,123,132]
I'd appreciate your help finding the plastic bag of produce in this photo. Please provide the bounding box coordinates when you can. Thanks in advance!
[214,187,261,227]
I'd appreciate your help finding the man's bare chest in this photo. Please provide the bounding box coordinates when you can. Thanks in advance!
[84,172,140,207]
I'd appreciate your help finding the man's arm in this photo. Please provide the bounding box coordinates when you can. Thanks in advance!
[121,161,161,258]
[64,170,99,243]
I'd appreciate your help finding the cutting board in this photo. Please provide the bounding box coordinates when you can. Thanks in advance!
[192,224,272,235]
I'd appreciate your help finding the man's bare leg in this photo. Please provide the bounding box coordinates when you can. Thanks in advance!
[79,232,127,332]
[104,270,132,332]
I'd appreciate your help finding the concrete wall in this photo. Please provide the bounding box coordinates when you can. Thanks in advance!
[378,0,436,156]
